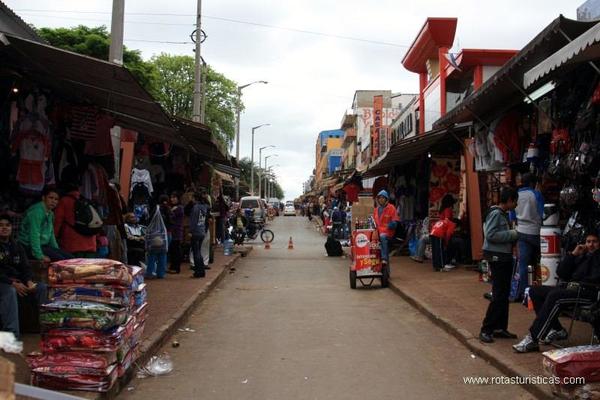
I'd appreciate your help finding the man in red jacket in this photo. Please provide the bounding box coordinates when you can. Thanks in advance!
[373,190,399,268]
[54,183,97,257]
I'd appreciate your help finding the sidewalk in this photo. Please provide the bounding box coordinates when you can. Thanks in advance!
[388,255,595,399]
[4,246,250,399]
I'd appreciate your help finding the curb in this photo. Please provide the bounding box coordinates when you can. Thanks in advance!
[104,249,251,399]
[387,280,553,400]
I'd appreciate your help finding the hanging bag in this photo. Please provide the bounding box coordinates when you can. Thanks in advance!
[146,206,168,254]
[69,195,103,236]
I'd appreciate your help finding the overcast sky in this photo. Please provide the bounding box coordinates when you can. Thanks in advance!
[7,0,580,199]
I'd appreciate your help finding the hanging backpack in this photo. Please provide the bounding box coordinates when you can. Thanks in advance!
[70,195,103,236]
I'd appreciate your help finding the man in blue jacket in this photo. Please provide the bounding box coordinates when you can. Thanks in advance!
[479,187,519,343]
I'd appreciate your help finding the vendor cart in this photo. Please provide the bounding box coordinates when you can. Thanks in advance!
[349,228,389,289]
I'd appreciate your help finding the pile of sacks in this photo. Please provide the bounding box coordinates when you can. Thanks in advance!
[543,345,600,399]
[27,259,147,393]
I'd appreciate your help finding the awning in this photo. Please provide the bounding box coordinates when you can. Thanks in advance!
[214,169,234,183]
[0,32,185,146]
[363,123,471,178]
[174,118,228,162]
[434,16,598,129]
[212,162,240,179]
[524,21,600,89]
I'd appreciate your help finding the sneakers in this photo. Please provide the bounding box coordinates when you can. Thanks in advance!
[541,329,568,344]
[442,264,456,272]
[512,334,539,353]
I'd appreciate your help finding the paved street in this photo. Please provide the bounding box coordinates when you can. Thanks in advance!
[121,216,533,400]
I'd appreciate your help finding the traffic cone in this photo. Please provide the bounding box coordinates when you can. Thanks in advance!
[264,240,271,250]
[288,236,294,250]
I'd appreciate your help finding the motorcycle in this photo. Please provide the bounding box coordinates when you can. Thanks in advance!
[229,210,274,245]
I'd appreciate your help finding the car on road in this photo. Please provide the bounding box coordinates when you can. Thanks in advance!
[240,196,266,223]
[283,204,296,216]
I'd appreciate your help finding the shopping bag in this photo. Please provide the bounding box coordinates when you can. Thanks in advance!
[146,206,168,254]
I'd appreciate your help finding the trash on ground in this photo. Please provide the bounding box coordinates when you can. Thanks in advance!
[178,327,195,333]
[0,331,23,353]
[470,354,476,359]
[242,378,248,384]
[137,353,174,378]
[172,340,180,348]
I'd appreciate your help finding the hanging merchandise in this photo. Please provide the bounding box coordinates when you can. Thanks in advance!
[10,128,50,193]
[130,167,154,196]
[69,106,98,140]
[84,113,115,157]
[146,206,168,255]
[559,184,579,207]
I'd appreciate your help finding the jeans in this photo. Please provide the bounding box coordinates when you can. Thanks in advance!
[191,234,206,277]
[380,234,390,263]
[28,245,73,261]
[0,282,47,338]
[202,230,211,266]
[415,236,430,259]
[481,258,513,334]
[517,233,541,299]
[146,252,167,278]
[169,239,183,273]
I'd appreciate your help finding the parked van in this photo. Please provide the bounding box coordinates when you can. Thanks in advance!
[240,196,265,222]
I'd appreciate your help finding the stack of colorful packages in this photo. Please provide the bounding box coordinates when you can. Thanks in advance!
[543,345,600,399]
[27,259,147,393]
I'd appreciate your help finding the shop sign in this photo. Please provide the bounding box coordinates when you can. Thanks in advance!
[372,95,383,159]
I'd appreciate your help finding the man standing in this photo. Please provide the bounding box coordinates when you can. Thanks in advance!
[514,173,544,301]
[189,192,212,278]
[479,186,519,343]
[513,233,600,352]
[373,190,400,268]
[0,214,47,337]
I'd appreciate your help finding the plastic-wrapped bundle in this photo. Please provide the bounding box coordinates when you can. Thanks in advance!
[40,300,128,331]
[130,320,146,348]
[134,302,148,324]
[49,285,132,307]
[128,266,145,292]
[543,345,600,382]
[118,347,137,378]
[49,258,132,286]
[27,351,117,376]
[32,364,118,392]
[134,284,147,307]
[551,382,600,399]
[41,317,134,353]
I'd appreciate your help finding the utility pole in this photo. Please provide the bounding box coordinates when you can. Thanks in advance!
[192,0,203,122]
[109,0,125,64]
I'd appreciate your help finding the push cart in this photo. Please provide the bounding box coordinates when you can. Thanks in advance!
[349,228,389,289]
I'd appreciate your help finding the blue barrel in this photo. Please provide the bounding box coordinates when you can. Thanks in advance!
[223,239,234,256]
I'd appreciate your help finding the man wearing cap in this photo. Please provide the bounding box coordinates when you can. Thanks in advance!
[373,190,400,268]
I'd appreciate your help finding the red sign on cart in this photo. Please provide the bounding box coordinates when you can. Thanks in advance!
[351,229,382,276]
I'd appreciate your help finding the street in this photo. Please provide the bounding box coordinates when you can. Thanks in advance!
[120,216,533,400]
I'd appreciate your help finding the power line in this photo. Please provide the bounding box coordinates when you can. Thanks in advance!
[16,9,409,48]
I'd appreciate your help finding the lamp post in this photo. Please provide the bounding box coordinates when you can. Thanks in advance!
[258,145,275,198]
[264,155,278,199]
[235,80,267,200]
[267,164,280,199]
[250,124,270,196]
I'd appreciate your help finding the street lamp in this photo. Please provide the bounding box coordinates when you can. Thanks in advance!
[258,145,275,198]
[250,124,270,195]
[264,155,278,198]
[235,80,268,200]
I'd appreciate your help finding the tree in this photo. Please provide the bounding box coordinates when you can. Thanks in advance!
[238,157,284,199]
[36,26,157,94]
[150,54,242,148]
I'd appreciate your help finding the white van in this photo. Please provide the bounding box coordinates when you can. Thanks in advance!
[240,196,265,222]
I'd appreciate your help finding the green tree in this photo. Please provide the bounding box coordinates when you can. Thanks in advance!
[238,157,284,199]
[36,26,157,94]
[151,53,242,147]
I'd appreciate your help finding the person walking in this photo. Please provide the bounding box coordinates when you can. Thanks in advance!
[373,190,400,269]
[189,192,211,278]
[479,186,519,343]
[513,173,543,302]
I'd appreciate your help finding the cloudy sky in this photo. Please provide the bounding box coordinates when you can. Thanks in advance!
[7,0,580,199]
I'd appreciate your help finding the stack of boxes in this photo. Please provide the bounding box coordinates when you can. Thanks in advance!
[26,259,147,393]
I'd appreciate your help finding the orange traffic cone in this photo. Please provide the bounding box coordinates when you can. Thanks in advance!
[264,240,271,250]
[288,236,294,250]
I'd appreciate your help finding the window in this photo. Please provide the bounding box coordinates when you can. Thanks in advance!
[240,199,259,209]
